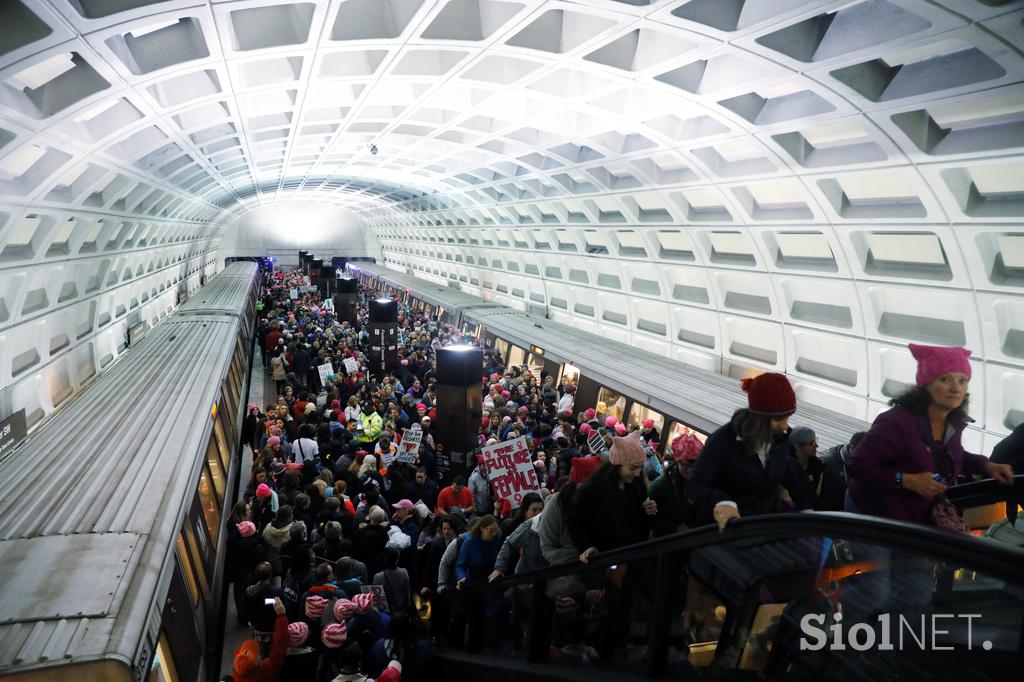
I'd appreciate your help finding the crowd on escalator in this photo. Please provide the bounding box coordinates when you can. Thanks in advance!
[222,266,1021,680]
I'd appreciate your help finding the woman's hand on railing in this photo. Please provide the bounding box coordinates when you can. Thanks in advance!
[984,461,1015,486]
[579,546,598,564]
[713,502,740,531]
[487,569,503,583]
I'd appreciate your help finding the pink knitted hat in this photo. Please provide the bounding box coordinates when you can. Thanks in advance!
[614,423,627,436]
[305,595,329,619]
[353,592,375,613]
[321,622,347,648]
[909,343,972,387]
[609,430,646,467]
[334,598,357,620]
[287,621,309,648]
[236,521,256,538]
[605,416,618,428]
[584,408,596,420]
[671,433,703,463]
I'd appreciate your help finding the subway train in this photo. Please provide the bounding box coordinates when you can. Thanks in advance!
[348,261,867,454]
[0,262,259,682]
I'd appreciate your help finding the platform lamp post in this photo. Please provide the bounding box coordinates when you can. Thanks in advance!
[367,298,398,378]
[434,344,484,485]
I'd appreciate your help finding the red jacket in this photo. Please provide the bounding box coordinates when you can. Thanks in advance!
[230,614,288,682]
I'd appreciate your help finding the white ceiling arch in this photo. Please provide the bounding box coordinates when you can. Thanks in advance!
[0,0,1023,450]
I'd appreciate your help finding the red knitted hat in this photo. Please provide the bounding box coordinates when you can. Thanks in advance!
[569,455,602,484]
[741,373,796,417]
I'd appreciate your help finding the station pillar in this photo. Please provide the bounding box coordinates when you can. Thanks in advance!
[367,299,399,378]
[333,277,358,325]
[434,345,483,485]
[318,266,335,298]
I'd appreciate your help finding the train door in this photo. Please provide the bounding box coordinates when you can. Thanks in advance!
[574,374,600,418]
[153,562,202,682]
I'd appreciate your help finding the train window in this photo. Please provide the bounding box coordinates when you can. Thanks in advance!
[175,534,201,608]
[151,631,181,681]
[197,465,221,549]
[526,353,544,378]
[626,403,665,435]
[665,421,709,450]
[558,363,580,387]
[206,436,226,501]
[596,387,626,422]
[214,404,233,473]
[507,345,526,368]
[492,338,509,362]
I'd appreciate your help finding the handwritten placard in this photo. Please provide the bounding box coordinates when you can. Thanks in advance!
[479,435,539,508]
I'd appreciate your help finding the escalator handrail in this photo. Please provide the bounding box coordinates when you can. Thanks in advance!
[945,473,1024,504]
[461,511,1024,596]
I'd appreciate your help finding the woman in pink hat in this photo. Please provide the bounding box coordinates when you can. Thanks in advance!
[847,343,1013,525]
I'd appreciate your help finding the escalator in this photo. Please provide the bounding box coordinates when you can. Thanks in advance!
[434,477,1024,681]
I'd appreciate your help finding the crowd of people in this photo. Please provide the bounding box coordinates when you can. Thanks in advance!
[222,265,1019,680]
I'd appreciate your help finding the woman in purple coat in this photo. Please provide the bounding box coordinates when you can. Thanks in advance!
[846,343,1013,525]
[842,343,1013,618]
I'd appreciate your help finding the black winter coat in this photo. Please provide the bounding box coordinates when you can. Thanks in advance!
[686,423,812,524]
[568,464,651,552]
[647,466,696,536]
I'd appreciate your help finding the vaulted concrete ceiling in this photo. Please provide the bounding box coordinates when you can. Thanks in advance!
[1,0,1022,451]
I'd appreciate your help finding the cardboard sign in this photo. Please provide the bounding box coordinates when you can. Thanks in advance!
[587,431,606,455]
[343,357,359,375]
[323,298,334,312]
[317,362,334,385]
[379,447,396,469]
[361,584,389,613]
[397,428,422,464]
[289,288,299,300]
[478,435,539,508]
[300,285,318,294]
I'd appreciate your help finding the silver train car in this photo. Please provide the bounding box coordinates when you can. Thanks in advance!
[0,262,259,682]
[347,262,505,329]
[461,306,868,453]
[351,265,866,451]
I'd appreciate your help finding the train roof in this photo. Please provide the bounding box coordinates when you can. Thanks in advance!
[176,261,258,317]
[463,307,868,447]
[0,316,240,676]
[348,262,505,317]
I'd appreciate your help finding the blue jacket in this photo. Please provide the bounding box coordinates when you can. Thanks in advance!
[455,535,501,584]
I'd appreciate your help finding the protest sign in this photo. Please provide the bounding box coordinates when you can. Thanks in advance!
[379,446,396,469]
[479,435,539,507]
[343,357,359,375]
[361,585,389,613]
[289,288,298,300]
[317,362,334,385]
[323,298,334,312]
[397,428,422,464]
[587,431,606,455]
[300,285,317,294]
